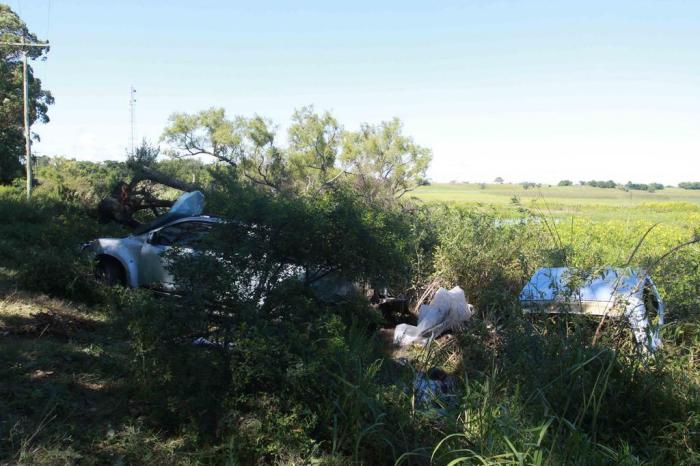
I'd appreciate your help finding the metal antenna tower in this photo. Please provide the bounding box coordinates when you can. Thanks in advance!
[129,86,137,155]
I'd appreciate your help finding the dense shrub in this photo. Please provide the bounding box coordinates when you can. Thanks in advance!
[429,206,557,311]
[0,186,124,301]
[520,181,539,190]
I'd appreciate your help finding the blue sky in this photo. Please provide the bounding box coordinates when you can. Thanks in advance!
[12,0,700,184]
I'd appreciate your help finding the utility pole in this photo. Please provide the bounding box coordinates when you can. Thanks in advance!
[0,38,49,200]
[129,86,136,156]
[22,38,31,199]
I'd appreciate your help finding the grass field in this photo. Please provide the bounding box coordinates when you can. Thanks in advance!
[411,183,700,223]
[413,183,700,206]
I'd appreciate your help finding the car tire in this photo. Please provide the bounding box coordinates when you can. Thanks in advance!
[96,257,126,286]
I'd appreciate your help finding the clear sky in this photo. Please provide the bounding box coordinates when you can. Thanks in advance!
[12,0,700,184]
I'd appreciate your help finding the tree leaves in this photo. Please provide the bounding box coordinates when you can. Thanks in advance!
[161,107,432,205]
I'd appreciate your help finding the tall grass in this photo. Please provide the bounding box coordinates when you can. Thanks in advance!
[401,202,700,465]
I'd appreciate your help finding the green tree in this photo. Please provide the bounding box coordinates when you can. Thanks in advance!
[162,108,432,203]
[341,118,431,202]
[161,107,243,165]
[286,106,342,194]
[161,108,288,191]
[0,5,53,184]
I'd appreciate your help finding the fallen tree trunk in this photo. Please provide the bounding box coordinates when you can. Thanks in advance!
[133,165,196,193]
[97,165,197,228]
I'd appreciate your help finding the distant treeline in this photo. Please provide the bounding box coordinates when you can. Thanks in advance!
[444,179,700,191]
[624,182,665,191]
[582,180,618,189]
[560,180,666,191]
[578,181,700,191]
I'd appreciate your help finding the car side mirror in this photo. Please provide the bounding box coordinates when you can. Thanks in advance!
[148,230,173,246]
[147,231,159,244]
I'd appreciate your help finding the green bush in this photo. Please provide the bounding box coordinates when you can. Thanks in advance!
[0,188,123,301]
[429,205,557,311]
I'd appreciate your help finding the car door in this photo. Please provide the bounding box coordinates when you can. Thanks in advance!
[138,221,214,288]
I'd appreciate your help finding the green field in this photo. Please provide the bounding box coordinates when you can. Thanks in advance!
[412,183,700,223]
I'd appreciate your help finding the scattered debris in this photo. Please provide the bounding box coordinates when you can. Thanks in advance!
[393,358,459,412]
[520,267,664,352]
[393,286,473,347]
[192,336,234,350]
[192,337,215,347]
[413,367,458,408]
[373,293,413,326]
[30,369,55,380]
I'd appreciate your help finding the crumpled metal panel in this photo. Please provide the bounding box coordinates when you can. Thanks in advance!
[520,267,664,352]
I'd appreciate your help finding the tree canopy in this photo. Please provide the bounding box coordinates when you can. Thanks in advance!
[161,107,432,204]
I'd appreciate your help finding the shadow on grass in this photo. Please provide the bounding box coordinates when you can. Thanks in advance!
[0,308,139,463]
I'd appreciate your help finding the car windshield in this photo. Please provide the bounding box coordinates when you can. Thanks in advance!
[153,222,213,247]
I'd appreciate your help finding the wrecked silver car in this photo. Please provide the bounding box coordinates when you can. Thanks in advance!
[84,191,221,289]
[520,267,665,352]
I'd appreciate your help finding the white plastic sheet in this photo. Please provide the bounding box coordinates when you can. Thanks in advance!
[394,286,473,346]
[394,323,428,346]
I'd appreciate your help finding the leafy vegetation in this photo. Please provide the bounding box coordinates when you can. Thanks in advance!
[2,161,700,464]
[161,106,431,204]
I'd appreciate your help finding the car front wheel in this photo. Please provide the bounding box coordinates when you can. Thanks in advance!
[96,257,126,286]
